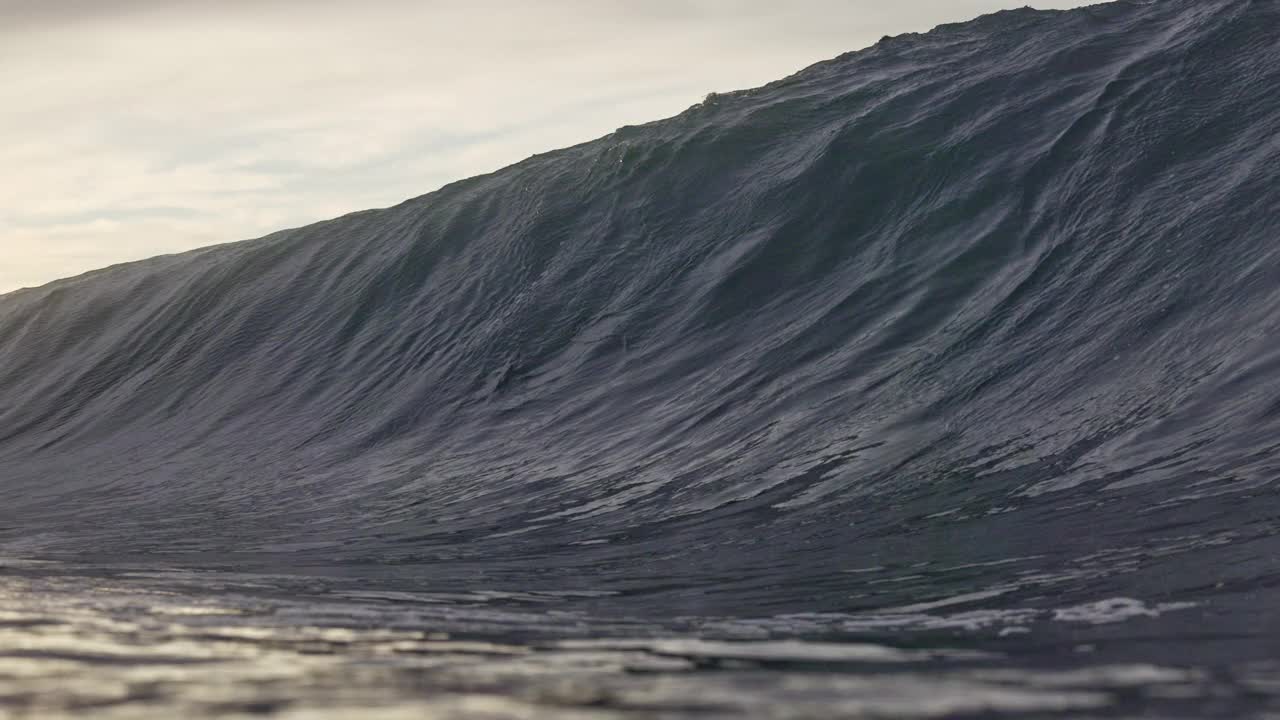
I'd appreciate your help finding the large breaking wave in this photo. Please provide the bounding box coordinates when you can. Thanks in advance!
[3,0,1280,621]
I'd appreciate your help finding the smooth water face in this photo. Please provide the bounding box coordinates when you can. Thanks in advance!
[3,0,1280,716]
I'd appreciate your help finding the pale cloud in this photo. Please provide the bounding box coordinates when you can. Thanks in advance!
[0,1,1089,294]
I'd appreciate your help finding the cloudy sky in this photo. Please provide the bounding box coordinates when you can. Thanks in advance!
[1,0,1088,294]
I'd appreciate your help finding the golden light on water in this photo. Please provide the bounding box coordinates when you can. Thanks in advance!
[0,564,1215,718]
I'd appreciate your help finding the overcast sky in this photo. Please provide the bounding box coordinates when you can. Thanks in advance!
[0,0,1090,294]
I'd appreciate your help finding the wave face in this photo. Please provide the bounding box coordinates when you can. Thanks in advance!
[3,0,1280,622]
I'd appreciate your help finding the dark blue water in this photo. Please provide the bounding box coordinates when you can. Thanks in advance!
[4,1,1280,716]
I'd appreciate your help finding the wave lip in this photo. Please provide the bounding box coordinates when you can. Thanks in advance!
[2,0,1280,621]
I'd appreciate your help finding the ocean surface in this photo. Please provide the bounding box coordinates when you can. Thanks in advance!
[4,0,1280,716]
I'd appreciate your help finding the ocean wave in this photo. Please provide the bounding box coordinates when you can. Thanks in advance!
[2,0,1279,622]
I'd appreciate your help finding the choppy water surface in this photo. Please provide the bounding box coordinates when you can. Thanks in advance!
[4,0,1280,715]
[3,559,1279,719]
